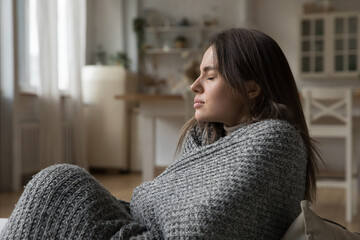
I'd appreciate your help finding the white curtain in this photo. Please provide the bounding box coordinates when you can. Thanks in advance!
[37,0,62,167]
[0,0,16,190]
[66,0,87,168]
[36,0,87,168]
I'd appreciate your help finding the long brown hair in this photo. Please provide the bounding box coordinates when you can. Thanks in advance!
[177,28,320,202]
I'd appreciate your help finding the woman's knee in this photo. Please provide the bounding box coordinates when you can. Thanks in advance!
[36,164,87,180]
[24,164,92,196]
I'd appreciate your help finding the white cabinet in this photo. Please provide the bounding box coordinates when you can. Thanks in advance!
[82,66,137,170]
[300,17,326,75]
[300,11,360,79]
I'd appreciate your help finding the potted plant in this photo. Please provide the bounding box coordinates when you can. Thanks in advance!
[174,35,187,49]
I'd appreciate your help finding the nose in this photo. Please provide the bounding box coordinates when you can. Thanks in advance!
[190,77,203,94]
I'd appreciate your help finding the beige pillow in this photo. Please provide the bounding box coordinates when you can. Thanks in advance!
[281,200,360,240]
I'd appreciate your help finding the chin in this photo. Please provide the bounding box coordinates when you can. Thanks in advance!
[194,113,213,123]
[194,114,204,122]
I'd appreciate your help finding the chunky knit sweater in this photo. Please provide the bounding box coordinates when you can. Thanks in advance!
[1,119,307,239]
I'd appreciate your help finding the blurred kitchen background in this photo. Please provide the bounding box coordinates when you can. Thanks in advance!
[1,0,360,229]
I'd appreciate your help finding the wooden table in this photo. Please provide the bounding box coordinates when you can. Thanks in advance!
[115,89,360,182]
[115,94,185,182]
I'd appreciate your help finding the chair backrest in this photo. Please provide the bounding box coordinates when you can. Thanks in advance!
[302,87,352,132]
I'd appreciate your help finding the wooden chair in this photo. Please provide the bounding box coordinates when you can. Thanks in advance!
[302,87,358,222]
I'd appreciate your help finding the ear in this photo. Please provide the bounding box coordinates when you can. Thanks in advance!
[245,80,261,99]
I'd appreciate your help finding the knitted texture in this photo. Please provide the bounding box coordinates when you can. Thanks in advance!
[130,119,308,239]
[1,119,307,239]
[0,164,150,239]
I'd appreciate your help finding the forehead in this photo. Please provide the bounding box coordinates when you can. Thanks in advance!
[200,47,217,70]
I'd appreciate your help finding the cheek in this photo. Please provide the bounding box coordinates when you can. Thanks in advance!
[212,85,237,107]
[218,94,245,116]
[208,85,236,111]
[208,84,228,103]
[206,94,237,119]
[217,96,239,113]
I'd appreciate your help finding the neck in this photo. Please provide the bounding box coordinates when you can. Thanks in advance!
[224,123,244,135]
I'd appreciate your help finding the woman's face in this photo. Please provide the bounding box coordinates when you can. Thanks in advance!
[190,46,248,127]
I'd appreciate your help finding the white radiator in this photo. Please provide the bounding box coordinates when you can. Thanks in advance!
[20,121,74,175]
[20,122,40,175]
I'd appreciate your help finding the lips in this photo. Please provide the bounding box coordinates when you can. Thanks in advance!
[193,99,205,109]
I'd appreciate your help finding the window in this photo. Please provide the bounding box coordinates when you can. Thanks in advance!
[28,0,40,89]
[18,0,70,93]
[57,0,69,91]
[16,0,40,92]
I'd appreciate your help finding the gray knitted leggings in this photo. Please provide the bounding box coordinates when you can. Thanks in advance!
[0,164,146,239]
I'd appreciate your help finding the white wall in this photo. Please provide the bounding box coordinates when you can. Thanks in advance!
[86,0,125,64]
[255,0,360,87]
[139,0,245,28]
[86,0,139,71]
[255,0,306,86]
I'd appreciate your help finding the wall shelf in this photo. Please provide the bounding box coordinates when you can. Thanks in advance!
[138,24,222,94]
[144,47,201,55]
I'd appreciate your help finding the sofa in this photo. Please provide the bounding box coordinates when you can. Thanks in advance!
[281,200,360,240]
[0,218,7,232]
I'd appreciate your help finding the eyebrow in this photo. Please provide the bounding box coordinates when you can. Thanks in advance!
[202,66,217,72]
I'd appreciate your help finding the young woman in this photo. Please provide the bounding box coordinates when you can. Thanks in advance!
[1,28,319,239]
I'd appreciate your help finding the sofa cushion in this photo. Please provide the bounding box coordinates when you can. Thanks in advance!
[0,218,8,233]
[281,201,360,240]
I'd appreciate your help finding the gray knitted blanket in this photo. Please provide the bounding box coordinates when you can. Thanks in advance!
[1,119,307,239]
[130,119,307,239]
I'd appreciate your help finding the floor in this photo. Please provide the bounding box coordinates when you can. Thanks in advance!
[1,171,359,233]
